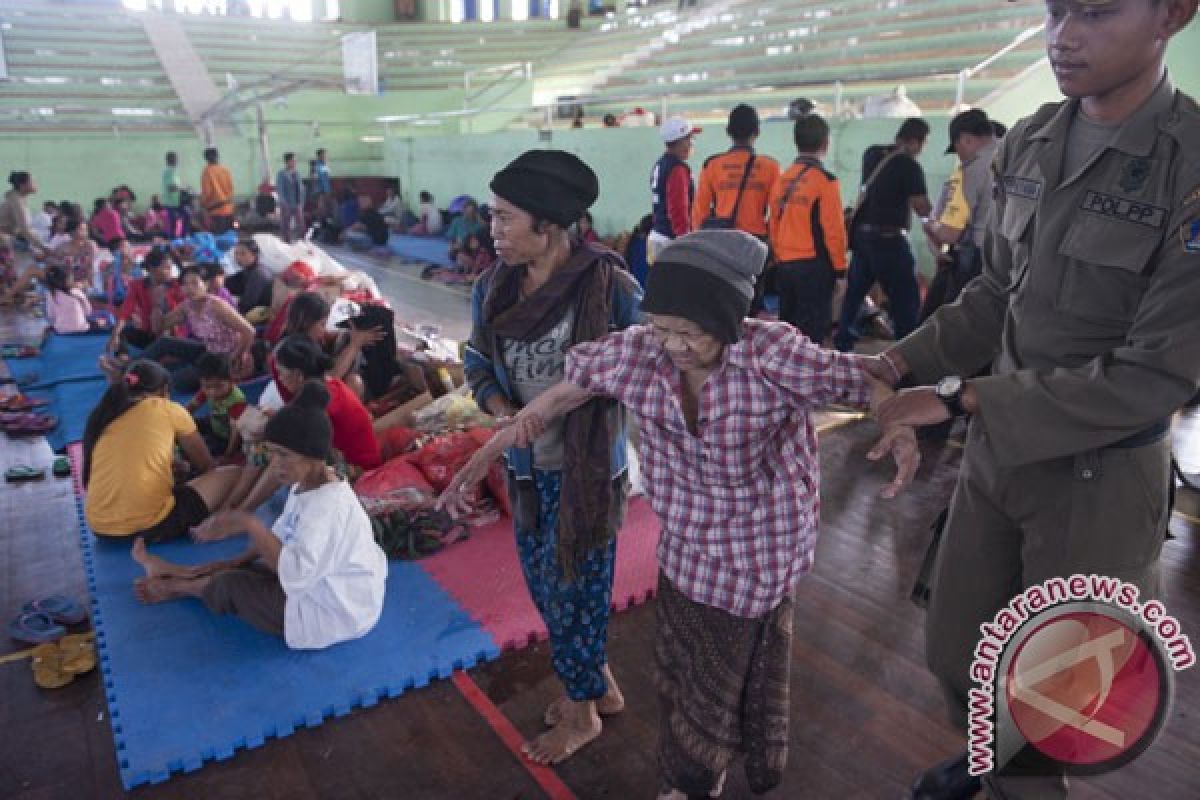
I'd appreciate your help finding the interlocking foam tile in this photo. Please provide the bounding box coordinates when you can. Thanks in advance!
[420,496,662,652]
[66,445,500,790]
[386,234,456,267]
[36,376,108,450]
[4,331,109,388]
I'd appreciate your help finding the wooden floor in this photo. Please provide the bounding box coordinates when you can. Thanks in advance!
[1,287,1198,798]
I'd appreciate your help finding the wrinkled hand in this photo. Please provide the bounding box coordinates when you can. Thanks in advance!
[878,388,950,430]
[509,411,546,449]
[867,424,920,499]
[436,433,513,518]
[861,355,898,387]
[192,510,252,543]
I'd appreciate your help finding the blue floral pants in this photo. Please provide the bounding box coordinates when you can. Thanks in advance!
[515,470,617,702]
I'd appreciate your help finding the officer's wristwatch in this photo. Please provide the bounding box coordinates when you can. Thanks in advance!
[935,375,968,417]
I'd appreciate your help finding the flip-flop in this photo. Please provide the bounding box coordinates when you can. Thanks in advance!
[5,465,45,483]
[0,413,58,435]
[31,643,74,690]
[0,344,39,359]
[0,394,48,412]
[8,611,66,644]
[22,594,87,626]
[58,633,96,675]
[52,456,71,478]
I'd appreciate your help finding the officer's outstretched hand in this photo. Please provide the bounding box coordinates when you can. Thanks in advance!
[867,423,920,499]
[878,387,951,429]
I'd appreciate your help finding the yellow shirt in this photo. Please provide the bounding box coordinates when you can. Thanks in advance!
[936,164,970,231]
[85,397,197,535]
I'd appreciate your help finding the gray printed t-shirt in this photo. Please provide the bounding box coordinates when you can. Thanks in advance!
[502,306,574,469]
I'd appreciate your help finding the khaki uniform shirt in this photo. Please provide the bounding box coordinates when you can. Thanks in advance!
[895,76,1200,466]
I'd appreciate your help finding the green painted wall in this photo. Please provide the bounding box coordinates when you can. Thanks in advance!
[0,86,463,207]
[340,0,401,23]
[984,24,1200,125]
[386,117,955,276]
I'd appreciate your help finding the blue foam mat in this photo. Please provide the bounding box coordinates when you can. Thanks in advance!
[39,376,108,450]
[4,331,109,388]
[386,234,455,268]
[76,494,501,789]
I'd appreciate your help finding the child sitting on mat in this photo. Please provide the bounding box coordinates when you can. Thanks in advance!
[132,380,388,649]
[186,352,247,461]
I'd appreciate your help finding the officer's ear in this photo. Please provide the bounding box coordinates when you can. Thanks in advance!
[1161,0,1198,37]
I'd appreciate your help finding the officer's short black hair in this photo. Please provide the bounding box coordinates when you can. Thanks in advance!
[203,147,219,164]
[726,104,760,140]
[283,152,295,163]
[896,118,931,144]
[165,151,177,165]
[316,148,326,158]
[794,114,830,153]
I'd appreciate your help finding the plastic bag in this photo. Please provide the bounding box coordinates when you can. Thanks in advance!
[411,432,481,492]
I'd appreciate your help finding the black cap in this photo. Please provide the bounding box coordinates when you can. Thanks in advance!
[945,109,993,154]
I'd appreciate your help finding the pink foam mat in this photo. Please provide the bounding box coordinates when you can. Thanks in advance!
[420,496,662,652]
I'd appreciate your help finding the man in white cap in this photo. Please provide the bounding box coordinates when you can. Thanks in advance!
[648,115,701,263]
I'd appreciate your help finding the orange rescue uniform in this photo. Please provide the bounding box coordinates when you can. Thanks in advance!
[691,147,780,237]
[768,158,848,272]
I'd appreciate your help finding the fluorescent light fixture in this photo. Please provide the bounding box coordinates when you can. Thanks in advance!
[359,135,384,142]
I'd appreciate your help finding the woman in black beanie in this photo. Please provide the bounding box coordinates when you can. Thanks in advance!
[462,149,643,764]
[133,380,388,650]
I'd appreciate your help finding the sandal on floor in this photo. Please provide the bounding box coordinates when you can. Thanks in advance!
[0,393,48,412]
[31,643,74,690]
[5,465,45,483]
[0,344,40,359]
[0,413,58,435]
[52,456,71,478]
[8,611,66,644]
[58,633,96,675]
[22,594,87,626]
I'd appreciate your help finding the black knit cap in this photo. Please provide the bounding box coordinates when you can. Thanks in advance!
[642,230,768,345]
[264,380,332,461]
[489,149,599,228]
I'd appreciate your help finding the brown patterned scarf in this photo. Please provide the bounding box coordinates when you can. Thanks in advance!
[483,240,617,577]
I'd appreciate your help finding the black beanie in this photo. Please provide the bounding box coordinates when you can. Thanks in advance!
[489,150,599,228]
[641,230,768,345]
[265,380,332,461]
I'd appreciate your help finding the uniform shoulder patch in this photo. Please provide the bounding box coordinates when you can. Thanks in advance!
[1183,217,1200,255]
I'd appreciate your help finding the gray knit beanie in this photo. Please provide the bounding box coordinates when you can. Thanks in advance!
[641,230,768,344]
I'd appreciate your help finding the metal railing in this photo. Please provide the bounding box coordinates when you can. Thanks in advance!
[954,22,1045,109]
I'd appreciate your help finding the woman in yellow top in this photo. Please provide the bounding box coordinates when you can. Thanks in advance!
[83,360,242,541]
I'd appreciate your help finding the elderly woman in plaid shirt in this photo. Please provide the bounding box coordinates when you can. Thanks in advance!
[444,229,918,797]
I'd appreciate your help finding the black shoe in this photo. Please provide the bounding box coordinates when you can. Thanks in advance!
[909,752,982,800]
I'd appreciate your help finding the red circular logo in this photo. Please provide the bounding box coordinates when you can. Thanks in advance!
[1005,610,1167,768]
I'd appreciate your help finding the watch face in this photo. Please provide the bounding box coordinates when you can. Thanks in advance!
[938,375,964,397]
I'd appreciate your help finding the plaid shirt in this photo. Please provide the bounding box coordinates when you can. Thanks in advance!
[565,319,872,617]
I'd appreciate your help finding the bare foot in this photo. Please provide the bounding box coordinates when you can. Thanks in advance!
[522,700,601,765]
[543,691,624,726]
[656,771,726,800]
[132,539,188,579]
[546,664,625,726]
[133,578,194,604]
